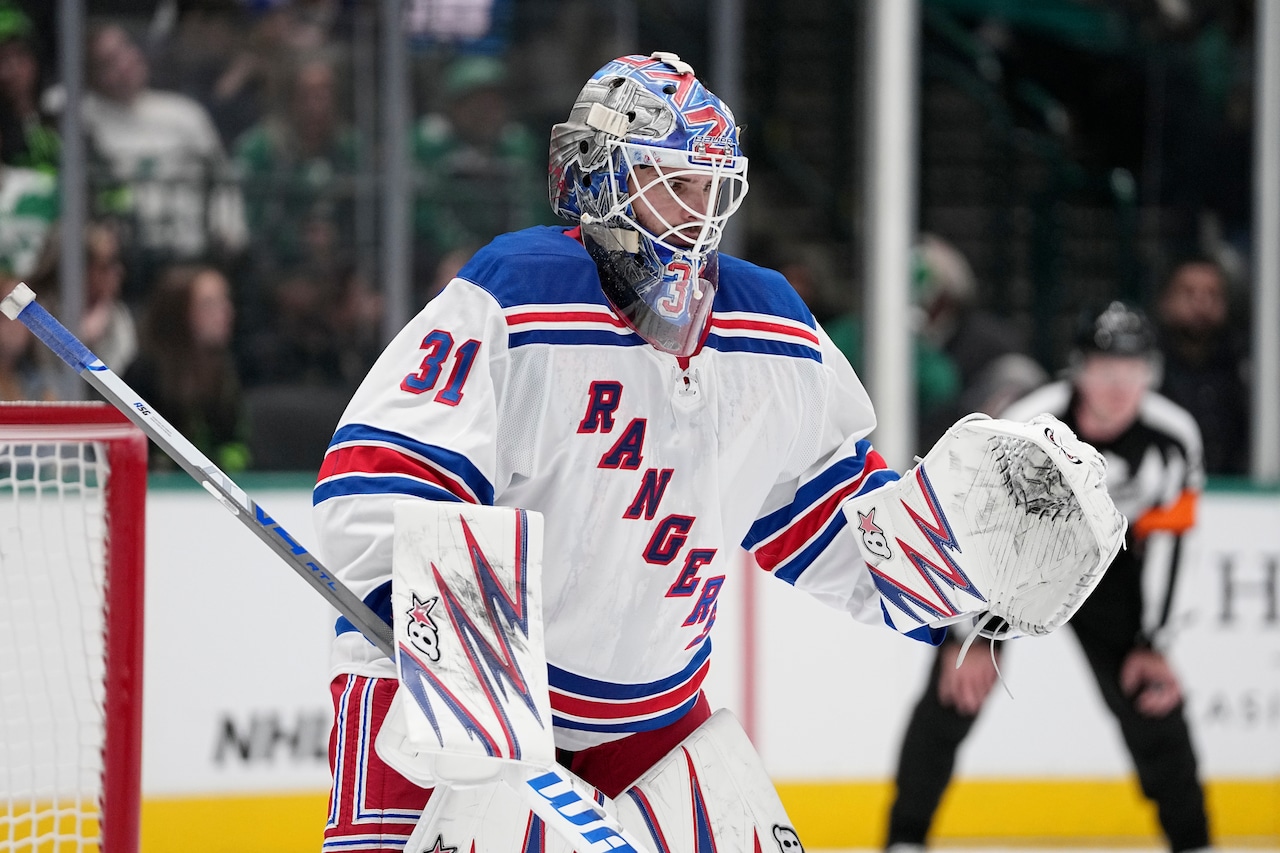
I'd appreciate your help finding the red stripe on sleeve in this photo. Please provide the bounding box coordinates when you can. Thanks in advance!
[318,444,476,503]
[754,449,889,572]
[710,317,820,346]
[507,310,627,328]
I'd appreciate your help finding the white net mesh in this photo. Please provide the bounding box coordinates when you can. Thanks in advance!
[0,438,110,852]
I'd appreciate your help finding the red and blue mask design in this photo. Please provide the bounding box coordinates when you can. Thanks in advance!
[549,53,749,357]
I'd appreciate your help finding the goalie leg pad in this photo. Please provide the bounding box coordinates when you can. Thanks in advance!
[403,764,652,853]
[615,709,805,853]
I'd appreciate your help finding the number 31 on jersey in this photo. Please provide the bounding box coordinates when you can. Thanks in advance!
[401,330,480,406]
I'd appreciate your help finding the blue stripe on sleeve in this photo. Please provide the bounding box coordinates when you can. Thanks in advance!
[855,468,900,497]
[880,601,948,646]
[769,469,900,584]
[742,442,886,549]
[704,333,822,362]
[327,423,494,505]
[773,512,848,585]
[335,581,393,638]
[313,475,464,506]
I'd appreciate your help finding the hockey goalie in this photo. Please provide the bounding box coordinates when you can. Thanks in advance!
[330,407,1124,853]
[311,51,1126,853]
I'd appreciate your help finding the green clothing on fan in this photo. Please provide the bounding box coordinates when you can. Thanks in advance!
[412,113,555,261]
[0,165,57,277]
[822,313,962,413]
[234,120,360,269]
[9,117,60,175]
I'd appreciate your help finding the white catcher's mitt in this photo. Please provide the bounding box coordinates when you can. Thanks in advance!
[844,413,1126,639]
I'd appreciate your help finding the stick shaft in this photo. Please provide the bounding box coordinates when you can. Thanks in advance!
[511,764,652,853]
[4,285,395,657]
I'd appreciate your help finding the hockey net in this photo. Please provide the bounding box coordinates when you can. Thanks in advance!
[0,403,146,853]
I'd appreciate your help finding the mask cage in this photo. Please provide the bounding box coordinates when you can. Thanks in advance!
[597,140,748,258]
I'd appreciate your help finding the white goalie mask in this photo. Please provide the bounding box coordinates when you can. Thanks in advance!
[549,52,749,356]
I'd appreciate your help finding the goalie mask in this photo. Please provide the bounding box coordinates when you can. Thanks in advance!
[549,52,749,356]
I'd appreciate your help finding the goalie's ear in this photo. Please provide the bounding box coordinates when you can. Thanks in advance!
[844,414,1125,639]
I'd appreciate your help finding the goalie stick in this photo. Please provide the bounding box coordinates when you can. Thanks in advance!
[0,282,395,658]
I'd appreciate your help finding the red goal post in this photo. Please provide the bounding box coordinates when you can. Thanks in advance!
[0,402,146,853]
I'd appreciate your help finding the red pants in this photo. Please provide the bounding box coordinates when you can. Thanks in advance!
[324,675,712,850]
[324,675,429,852]
[559,691,712,797]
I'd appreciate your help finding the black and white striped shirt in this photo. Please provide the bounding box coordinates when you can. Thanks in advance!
[1003,380,1204,649]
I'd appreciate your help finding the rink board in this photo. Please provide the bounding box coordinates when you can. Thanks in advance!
[138,779,1278,851]
[134,477,1279,850]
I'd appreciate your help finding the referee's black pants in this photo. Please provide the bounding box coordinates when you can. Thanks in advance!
[884,626,1210,852]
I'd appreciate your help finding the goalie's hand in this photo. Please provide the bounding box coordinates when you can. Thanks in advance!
[844,412,1126,640]
[937,641,1000,716]
[1120,648,1182,718]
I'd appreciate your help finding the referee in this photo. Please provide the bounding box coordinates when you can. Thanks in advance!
[884,301,1211,853]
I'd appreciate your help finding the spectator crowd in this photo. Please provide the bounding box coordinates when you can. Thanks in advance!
[0,0,1257,481]
[0,0,554,471]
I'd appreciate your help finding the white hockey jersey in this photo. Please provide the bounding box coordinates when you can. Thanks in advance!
[313,226,916,750]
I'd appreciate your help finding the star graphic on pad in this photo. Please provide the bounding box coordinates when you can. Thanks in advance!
[421,835,456,853]
[857,509,883,536]
[409,594,438,627]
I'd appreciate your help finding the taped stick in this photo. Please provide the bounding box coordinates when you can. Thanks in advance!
[1,282,394,657]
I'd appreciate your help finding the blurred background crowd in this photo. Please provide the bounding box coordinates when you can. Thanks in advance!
[0,0,1257,478]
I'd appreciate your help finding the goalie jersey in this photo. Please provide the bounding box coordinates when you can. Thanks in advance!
[313,226,902,750]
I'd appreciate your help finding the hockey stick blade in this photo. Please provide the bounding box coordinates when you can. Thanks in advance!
[1,282,394,657]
